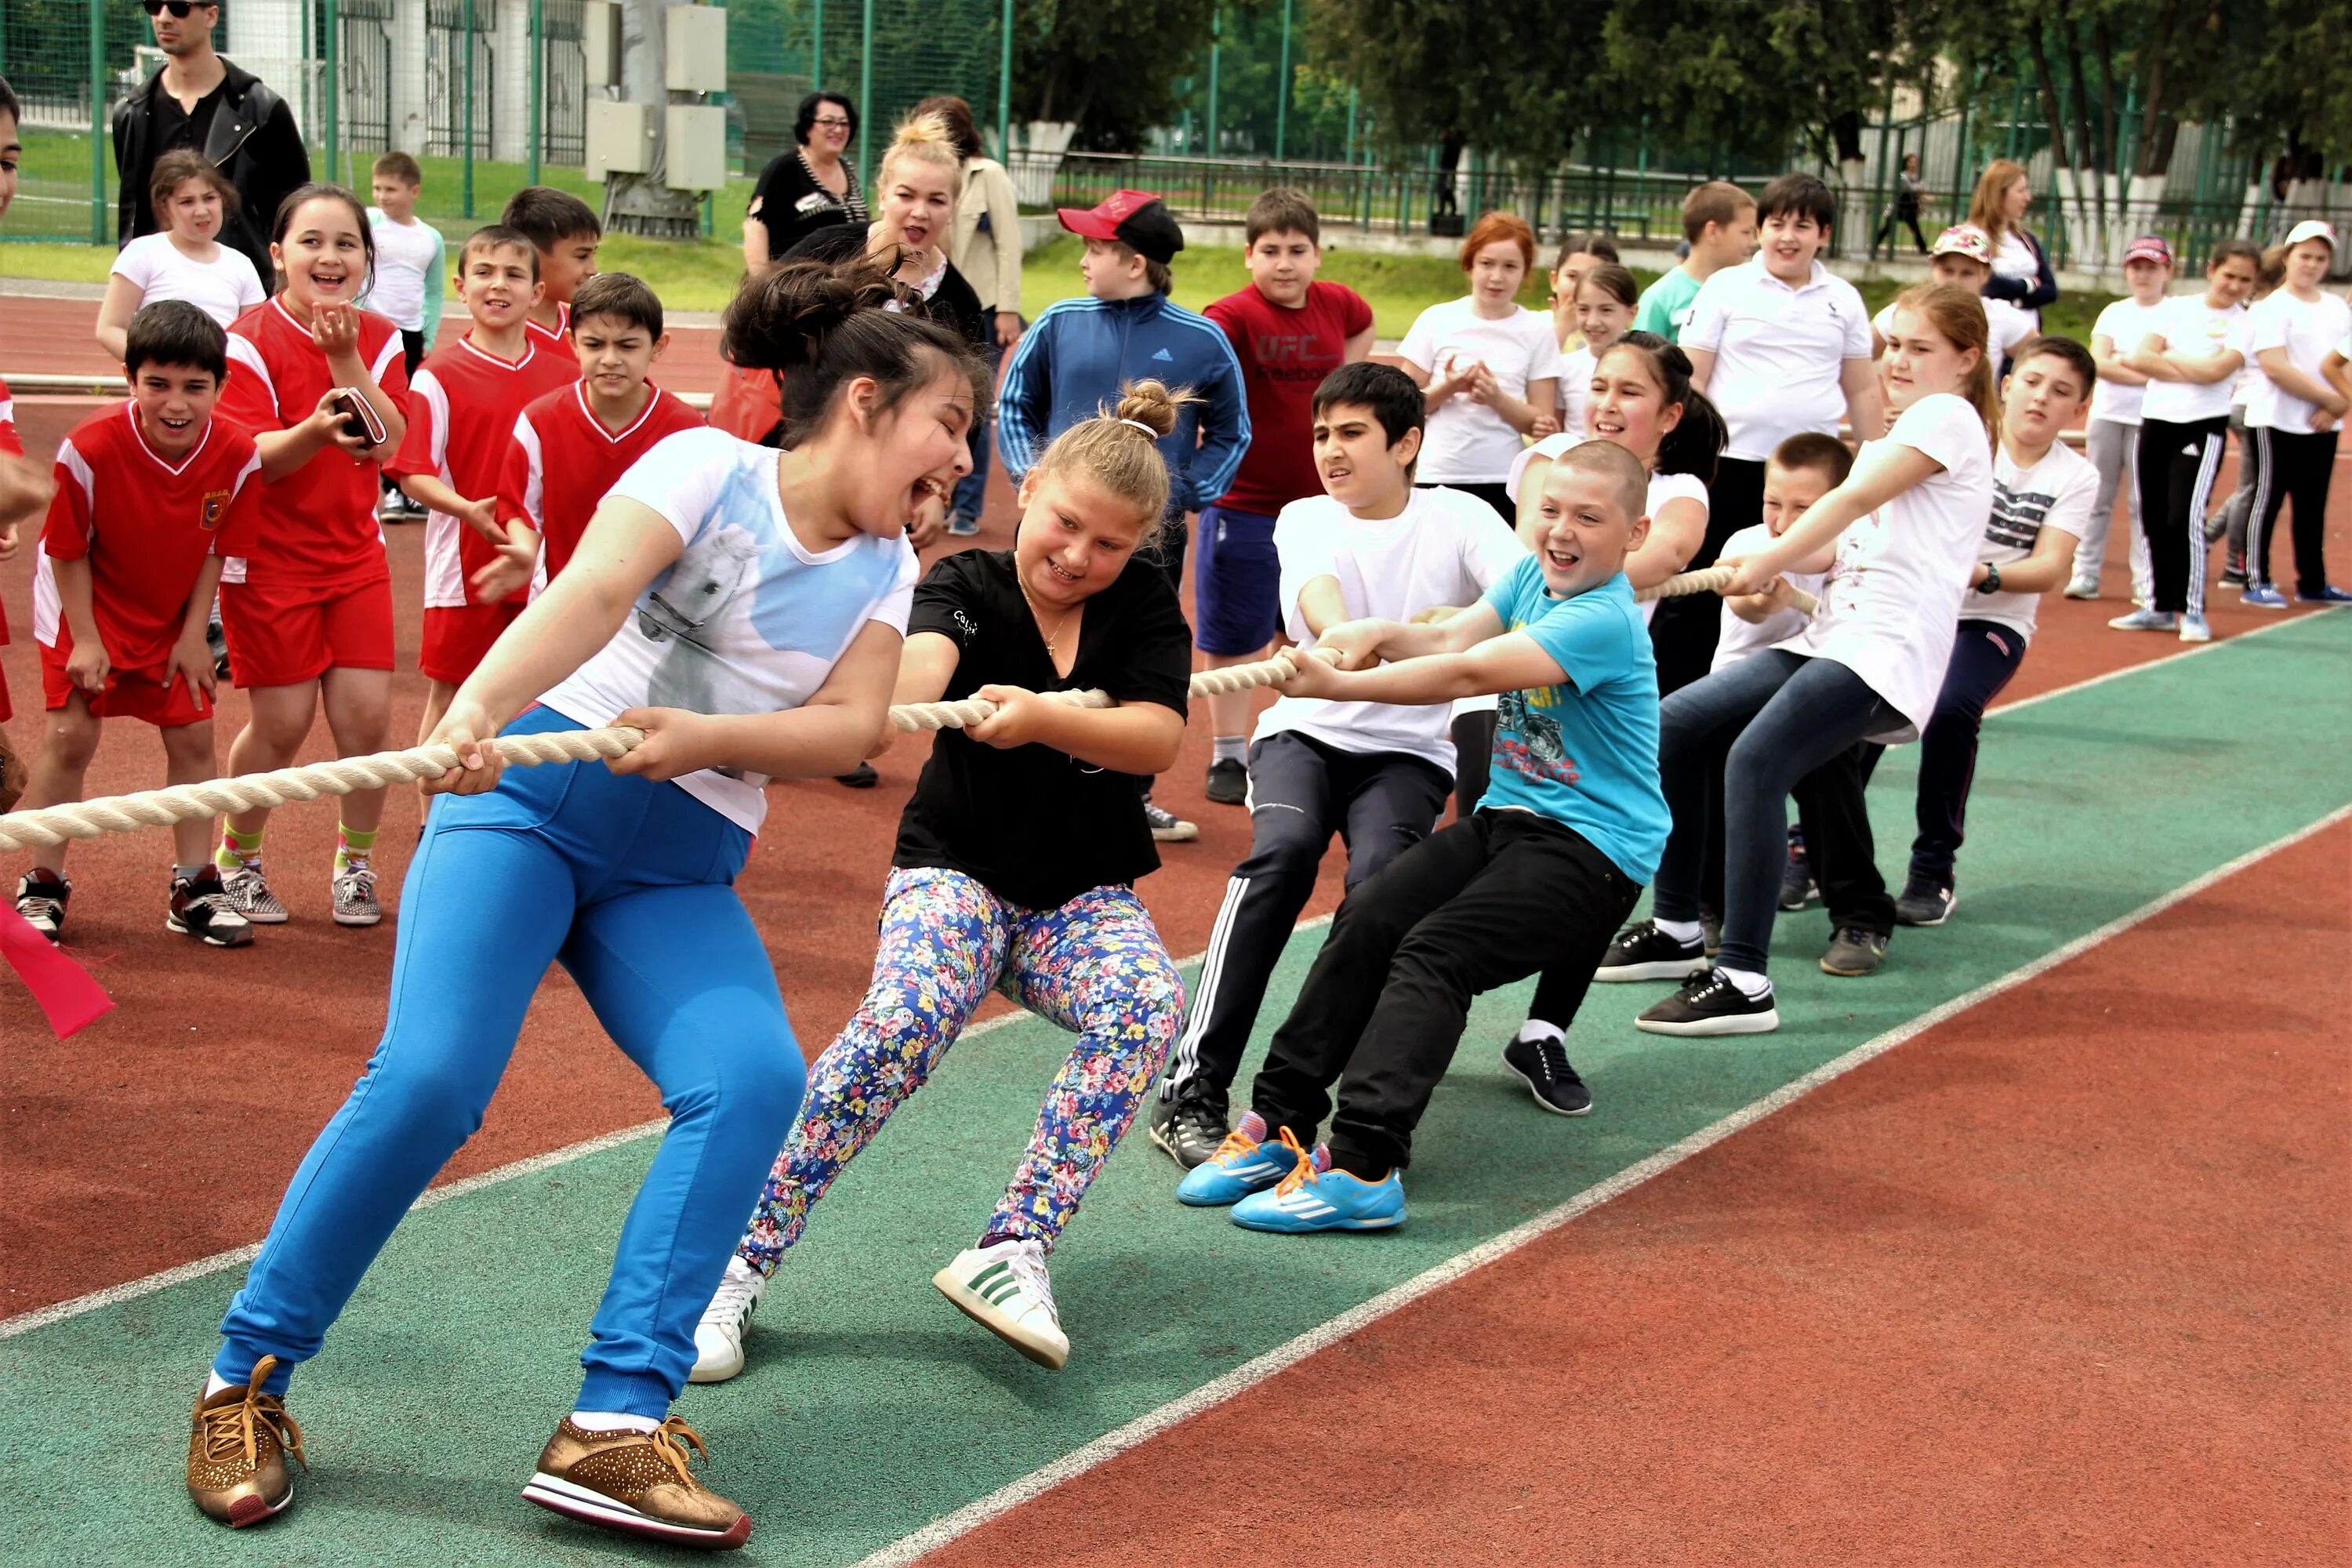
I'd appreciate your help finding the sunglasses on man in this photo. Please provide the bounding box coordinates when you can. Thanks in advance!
[142,2,216,18]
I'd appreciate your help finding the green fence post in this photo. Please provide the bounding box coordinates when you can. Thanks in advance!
[324,2,339,188]
[1204,10,1219,160]
[1274,0,1291,162]
[856,0,873,189]
[1342,85,1356,167]
[89,0,107,243]
[463,0,477,216]
[528,0,544,185]
[812,0,824,86]
[996,0,1014,159]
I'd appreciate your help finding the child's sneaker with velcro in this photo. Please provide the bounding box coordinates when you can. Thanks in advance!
[1230,1136,1405,1233]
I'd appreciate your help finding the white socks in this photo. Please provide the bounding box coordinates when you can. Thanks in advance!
[570,1410,660,1434]
[1211,735,1247,765]
[1717,966,1771,999]
[1653,917,1704,944]
[1514,1020,1565,1044]
[204,1371,234,1398]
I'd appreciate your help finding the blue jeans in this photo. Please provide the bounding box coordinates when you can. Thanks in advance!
[951,334,1010,524]
[214,710,807,1418]
[1907,619,2029,888]
[1651,652,1896,975]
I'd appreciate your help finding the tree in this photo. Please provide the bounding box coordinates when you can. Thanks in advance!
[1012,0,1222,151]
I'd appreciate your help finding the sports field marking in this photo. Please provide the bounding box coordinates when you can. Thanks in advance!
[851,799,2352,1568]
[0,916,1336,1341]
[0,612,2325,1342]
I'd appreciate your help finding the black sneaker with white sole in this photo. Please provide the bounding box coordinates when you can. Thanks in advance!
[1501,1033,1592,1116]
[1203,757,1247,805]
[1777,851,1818,911]
[1634,969,1780,1036]
[1894,879,1955,927]
[1149,1090,1229,1167]
[13,871,71,941]
[1594,919,1708,982]
[169,867,255,948]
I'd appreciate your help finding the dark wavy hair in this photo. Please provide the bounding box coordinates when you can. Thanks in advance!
[1595,331,1726,485]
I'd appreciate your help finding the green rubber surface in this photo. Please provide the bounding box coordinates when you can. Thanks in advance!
[6,614,2348,1566]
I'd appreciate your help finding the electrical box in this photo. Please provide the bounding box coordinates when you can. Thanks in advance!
[665,105,728,192]
[583,2,622,88]
[585,100,655,180]
[664,6,728,94]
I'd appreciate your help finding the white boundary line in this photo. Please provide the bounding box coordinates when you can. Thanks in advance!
[0,920,1332,1343]
[0,610,2338,1345]
[849,800,2352,1568]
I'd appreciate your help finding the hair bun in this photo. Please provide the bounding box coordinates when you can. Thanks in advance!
[722,256,908,373]
[1110,378,1190,439]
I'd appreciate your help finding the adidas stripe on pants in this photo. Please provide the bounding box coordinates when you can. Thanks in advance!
[2136,414,2227,616]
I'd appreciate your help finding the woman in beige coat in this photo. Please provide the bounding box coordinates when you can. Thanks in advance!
[918,96,1024,535]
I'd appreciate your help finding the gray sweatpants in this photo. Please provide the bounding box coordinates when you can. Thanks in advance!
[2074,418,2153,601]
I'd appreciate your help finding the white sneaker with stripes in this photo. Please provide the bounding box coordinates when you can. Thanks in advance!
[931,1238,1069,1370]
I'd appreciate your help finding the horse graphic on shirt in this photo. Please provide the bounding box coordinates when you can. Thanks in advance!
[636,522,764,729]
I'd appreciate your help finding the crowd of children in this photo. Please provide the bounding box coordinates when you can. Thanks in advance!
[2,74,2349,1546]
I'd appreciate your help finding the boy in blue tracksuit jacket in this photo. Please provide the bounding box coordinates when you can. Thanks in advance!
[998,190,1250,595]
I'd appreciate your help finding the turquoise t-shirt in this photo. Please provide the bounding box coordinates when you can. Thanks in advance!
[1476,556,1669,883]
[1632,267,1703,343]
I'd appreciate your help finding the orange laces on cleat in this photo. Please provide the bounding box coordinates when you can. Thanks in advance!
[198,1356,307,1473]
[1271,1127,1319,1197]
[1207,1126,1263,1165]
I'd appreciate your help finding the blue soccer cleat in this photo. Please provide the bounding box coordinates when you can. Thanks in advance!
[1229,1138,1406,1233]
[1175,1114,1301,1207]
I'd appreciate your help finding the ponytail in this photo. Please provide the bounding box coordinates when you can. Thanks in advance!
[1030,379,1197,545]
[1890,283,1998,439]
[1597,331,1726,485]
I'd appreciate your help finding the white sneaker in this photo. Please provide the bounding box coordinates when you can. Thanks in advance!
[688,1255,765,1384]
[219,861,289,924]
[932,1238,1069,1370]
[2062,573,2100,600]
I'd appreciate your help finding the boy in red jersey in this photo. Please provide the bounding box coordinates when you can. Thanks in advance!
[12,303,263,947]
[490,271,701,603]
[503,186,601,350]
[214,183,409,930]
[389,225,578,738]
[1196,188,1374,804]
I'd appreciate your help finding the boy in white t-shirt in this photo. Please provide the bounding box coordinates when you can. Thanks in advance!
[1683,172,1882,672]
[2066,234,2172,601]
[1151,362,1523,1167]
[363,151,445,519]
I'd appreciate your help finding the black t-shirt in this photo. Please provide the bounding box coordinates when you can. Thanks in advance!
[895,549,1193,909]
[155,79,225,154]
[749,150,868,260]
[782,224,990,352]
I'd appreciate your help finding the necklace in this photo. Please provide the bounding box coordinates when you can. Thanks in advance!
[1019,576,1078,660]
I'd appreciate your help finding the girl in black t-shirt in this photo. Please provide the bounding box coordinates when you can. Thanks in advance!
[695,383,1196,1377]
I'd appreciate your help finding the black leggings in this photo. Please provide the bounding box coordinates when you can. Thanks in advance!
[2245,425,2340,595]
[2136,415,2228,615]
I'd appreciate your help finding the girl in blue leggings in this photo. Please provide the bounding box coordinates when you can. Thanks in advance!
[688,381,1194,1382]
[183,256,989,1551]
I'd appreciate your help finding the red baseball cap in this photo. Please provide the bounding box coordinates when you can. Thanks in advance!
[2122,234,2173,267]
[1055,189,1185,264]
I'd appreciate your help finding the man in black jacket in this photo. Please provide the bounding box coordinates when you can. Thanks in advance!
[112,2,309,285]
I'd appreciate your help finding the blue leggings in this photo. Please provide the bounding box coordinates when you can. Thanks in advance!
[214,710,807,1419]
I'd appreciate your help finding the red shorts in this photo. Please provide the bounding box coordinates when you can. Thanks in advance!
[41,642,213,728]
[220,575,397,688]
[419,601,521,686]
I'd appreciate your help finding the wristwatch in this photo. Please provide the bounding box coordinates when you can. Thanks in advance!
[1976,561,2002,594]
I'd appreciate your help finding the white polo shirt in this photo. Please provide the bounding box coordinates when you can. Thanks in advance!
[1684,259,1873,461]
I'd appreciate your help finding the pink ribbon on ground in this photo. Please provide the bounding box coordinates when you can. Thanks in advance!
[0,902,115,1037]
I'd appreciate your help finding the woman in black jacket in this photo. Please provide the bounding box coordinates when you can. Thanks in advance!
[744,89,868,273]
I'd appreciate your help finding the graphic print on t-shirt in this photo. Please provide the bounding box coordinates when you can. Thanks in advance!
[1496,685,1576,784]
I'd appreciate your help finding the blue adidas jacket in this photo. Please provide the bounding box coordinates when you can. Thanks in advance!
[996,292,1250,515]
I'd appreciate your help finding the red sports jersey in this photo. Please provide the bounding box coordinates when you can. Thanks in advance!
[525,300,579,354]
[0,374,21,456]
[219,299,409,587]
[392,336,579,608]
[39,402,263,671]
[500,380,704,587]
[1204,280,1375,514]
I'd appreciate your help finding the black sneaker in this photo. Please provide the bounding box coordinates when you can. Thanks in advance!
[1777,849,1817,911]
[834,762,879,789]
[1700,912,1722,960]
[1143,801,1198,842]
[1819,926,1886,977]
[1594,919,1708,982]
[1149,1090,1229,1167]
[1203,757,1248,805]
[2218,567,2249,590]
[13,871,71,941]
[1894,879,1955,927]
[1501,1033,1592,1116]
[1635,969,1780,1036]
[168,866,256,948]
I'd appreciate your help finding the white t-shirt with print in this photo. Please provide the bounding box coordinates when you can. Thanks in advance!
[1256,486,1524,775]
[2088,297,2167,426]
[1710,521,1826,672]
[1973,439,2098,641]
[110,231,266,328]
[1683,259,1874,461]
[539,426,918,833]
[1791,392,1995,741]
[2136,293,2252,426]
[1504,433,1710,627]
[2245,289,2352,432]
[1874,294,2034,366]
[1398,297,1563,484]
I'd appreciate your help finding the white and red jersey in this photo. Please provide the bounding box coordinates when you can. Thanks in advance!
[500,381,705,590]
[390,335,578,609]
[38,402,263,670]
[0,375,20,456]
[219,298,410,588]
[525,300,578,352]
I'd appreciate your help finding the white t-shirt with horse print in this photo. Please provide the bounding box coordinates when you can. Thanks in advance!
[539,426,917,832]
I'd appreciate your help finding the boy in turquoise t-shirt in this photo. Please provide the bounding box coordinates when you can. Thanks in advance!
[1632,181,1757,343]
[1171,441,1668,1232]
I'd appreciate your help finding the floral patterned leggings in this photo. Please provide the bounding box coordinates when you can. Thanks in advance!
[738,866,1184,1269]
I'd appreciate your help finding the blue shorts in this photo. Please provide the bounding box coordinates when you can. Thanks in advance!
[1193,504,1282,657]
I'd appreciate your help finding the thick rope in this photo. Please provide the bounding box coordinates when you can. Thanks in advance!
[0,726,644,854]
[887,646,1334,733]
[1634,564,1820,615]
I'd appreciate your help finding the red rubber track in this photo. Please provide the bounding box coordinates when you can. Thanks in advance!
[918,821,2352,1566]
